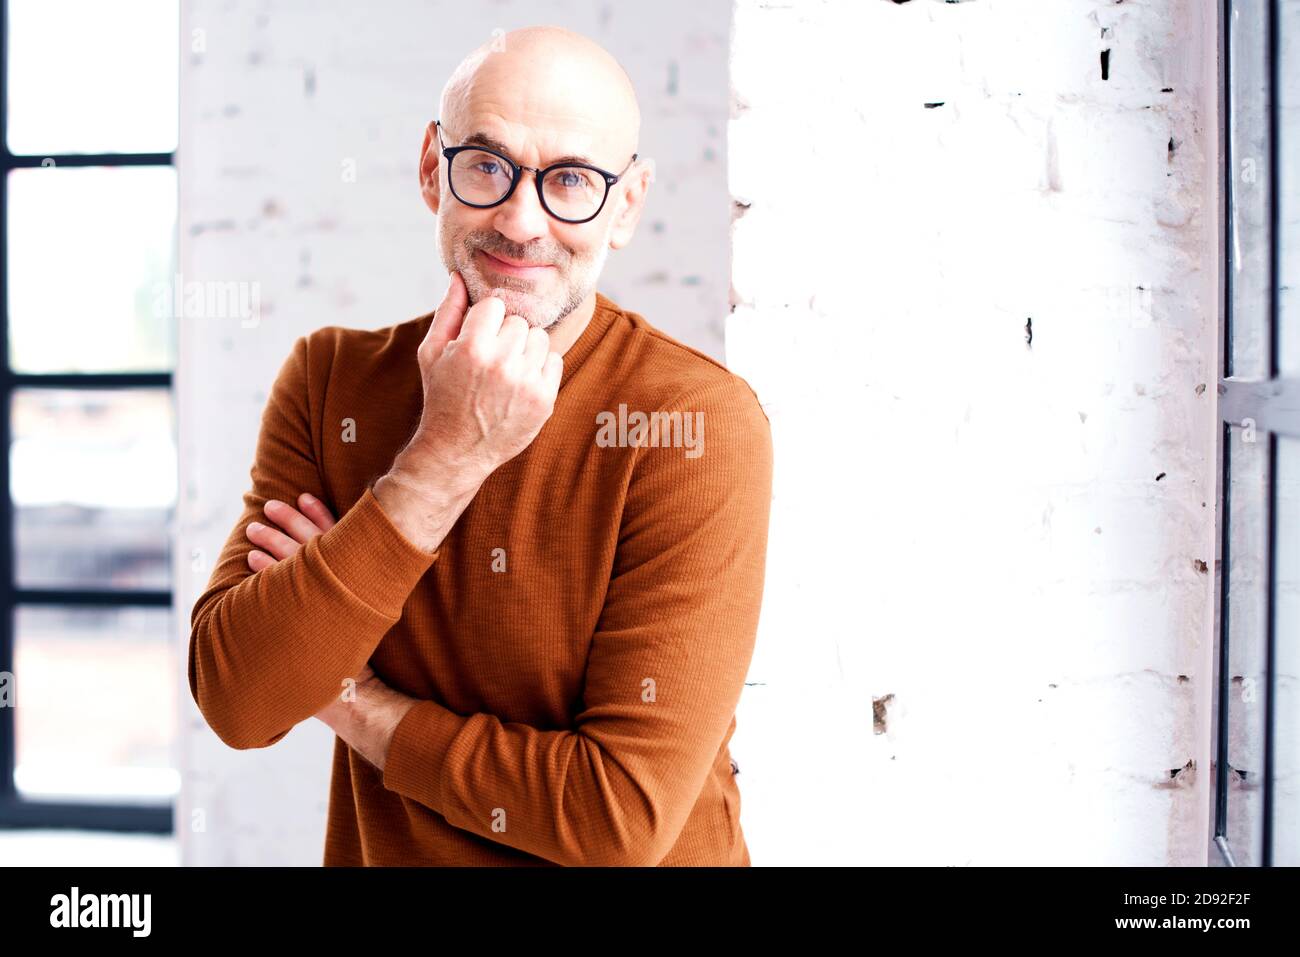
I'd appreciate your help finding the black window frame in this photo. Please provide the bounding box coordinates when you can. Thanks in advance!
[0,1,175,833]
[1210,0,1293,867]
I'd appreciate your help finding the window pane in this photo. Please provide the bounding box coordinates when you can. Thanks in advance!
[6,166,177,373]
[1227,0,1271,378]
[5,0,178,155]
[1223,424,1269,864]
[11,388,175,590]
[1280,0,1300,375]
[1274,435,1299,864]
[13,605,177,805]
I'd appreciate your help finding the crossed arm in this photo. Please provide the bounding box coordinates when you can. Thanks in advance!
[247,492,419,774]
[237,394,772,866]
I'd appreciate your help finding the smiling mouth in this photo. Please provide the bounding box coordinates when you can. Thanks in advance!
[478,248,554,277]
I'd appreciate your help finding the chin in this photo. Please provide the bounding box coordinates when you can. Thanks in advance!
[489,287,544,317]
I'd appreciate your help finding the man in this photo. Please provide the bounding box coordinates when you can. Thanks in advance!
[189,24,773,866]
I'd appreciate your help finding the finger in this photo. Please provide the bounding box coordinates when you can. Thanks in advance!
[423,270,470,356]
[263,498,326,543]
[247,548,275,572]
[541,351,563,392]
[298,492,337,532]
[246,519,301,561]
[521,326,550,371]
[496,314,530,359]
[458,289,507,344]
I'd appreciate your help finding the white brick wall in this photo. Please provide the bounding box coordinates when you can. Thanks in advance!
[726,0,1220,865]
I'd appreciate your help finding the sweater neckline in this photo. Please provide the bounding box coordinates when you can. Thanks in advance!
[557,291,618,392]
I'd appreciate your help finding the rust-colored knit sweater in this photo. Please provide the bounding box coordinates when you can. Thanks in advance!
[188,291,773,866]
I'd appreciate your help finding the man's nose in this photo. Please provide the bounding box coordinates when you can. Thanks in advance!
[491,172,551,245]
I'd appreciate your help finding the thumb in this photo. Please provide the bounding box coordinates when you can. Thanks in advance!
[541,350,563,394]
[424,270,470,355]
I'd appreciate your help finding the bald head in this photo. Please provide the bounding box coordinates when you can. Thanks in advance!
[427,26,650,336]
[438,25,640,173]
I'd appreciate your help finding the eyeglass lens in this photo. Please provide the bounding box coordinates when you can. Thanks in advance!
[450,149,607,221]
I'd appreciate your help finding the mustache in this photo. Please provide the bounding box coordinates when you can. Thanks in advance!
[470,239,566,267]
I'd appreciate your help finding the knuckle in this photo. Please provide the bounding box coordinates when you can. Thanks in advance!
[463,338,493,366]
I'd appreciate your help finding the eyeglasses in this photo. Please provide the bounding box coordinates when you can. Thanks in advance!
[436,119,638,224]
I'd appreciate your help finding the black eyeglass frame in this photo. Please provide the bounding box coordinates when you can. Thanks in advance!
[435,119,638,224]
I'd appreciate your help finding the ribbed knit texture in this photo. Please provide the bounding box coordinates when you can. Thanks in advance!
[188,290,773,866]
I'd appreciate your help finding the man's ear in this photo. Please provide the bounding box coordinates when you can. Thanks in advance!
[608,158,653,251]
[419,120,442,216]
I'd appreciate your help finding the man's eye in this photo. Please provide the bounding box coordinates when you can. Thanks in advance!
[549,168,597,191]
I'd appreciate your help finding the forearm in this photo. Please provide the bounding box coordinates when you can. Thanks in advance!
[189,483,444,750]
[379,599,762,867]
[317,666,419,773]
[190,432,487,750]
[380,702,678,867]
[371,448,485,553]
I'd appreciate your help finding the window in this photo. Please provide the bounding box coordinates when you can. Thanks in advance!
[1211,0,1298,866]
[0,0,178,831]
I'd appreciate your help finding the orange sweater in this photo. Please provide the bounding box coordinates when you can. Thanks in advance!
[188,291,773,866]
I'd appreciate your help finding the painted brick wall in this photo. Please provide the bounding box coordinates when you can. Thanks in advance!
[725,0,1220,865]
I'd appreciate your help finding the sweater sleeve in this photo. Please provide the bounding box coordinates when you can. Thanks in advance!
[188,333,440,751]
[380,375,773,866]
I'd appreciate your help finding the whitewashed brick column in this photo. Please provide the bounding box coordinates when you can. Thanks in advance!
[725,0,1220,865]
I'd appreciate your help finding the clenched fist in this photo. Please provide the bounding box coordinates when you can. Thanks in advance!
[398,270,563,486]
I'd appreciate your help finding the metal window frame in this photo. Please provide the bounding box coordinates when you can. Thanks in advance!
[0,1,174,833]
[1211,0,1290,867]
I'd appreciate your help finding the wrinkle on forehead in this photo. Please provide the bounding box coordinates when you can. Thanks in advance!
[439,25,640,170]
